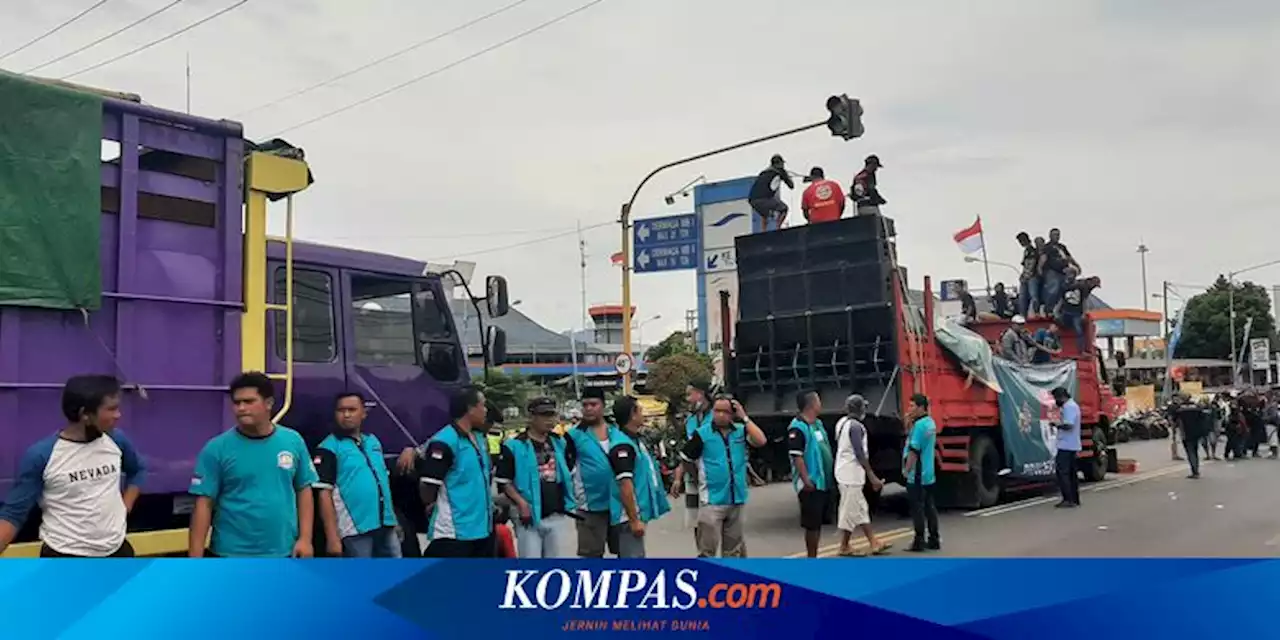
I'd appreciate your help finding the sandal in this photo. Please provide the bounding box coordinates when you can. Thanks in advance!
[871,541,894,555]
[838,548,869,558]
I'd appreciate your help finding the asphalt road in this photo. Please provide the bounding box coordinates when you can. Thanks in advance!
[642,437,1280,558]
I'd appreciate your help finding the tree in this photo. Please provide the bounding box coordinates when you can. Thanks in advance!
[476,370,536,416]
[645,330,712,369]
[1175,276,1276,360]
[645,353,713,419]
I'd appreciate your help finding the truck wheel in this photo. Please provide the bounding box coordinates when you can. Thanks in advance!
[969,434,1002,508]
[1081,426,1108,483]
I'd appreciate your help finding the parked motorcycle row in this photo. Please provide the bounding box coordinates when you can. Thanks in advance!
[1110,409,1172,443]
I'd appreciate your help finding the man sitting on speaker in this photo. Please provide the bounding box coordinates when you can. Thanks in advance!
[800,167,845,224]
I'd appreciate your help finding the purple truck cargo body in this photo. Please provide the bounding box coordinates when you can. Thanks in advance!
[0,97,460,508]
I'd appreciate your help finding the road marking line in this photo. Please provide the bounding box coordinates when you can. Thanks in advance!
[785,527,913,558]
[816,529,916,558]
[972,463,1185,517]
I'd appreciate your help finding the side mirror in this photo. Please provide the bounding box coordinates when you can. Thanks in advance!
[486,275,510,318]
[486,325,507,366]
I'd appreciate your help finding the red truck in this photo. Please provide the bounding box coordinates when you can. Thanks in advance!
[726,215,1119,508]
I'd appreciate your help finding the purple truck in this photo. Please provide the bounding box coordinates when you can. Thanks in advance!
[0,83,508,556]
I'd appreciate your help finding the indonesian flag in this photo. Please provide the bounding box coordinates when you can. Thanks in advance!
[953,217,984,254]
[610,251,624,266]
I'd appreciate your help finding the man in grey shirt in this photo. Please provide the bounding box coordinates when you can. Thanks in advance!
[833,395,890,556]
[1000,315,1035,364]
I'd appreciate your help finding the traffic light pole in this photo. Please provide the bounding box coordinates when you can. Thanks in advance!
[619,118,829,394]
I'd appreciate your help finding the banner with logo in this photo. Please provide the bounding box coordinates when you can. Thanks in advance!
[4,559,1277,639]
[992,359,1079,478]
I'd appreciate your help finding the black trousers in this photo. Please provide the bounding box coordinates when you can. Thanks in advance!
[1055,449,1080,504]
[40,539,135,558]
[424,535,495,558]
[906,483,939,544]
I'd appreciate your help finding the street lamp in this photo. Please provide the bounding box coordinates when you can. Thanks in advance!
[633,314,661,354]
[1228,257,1280,384]
[964,256,1020,276]
[1137,243,1150,311]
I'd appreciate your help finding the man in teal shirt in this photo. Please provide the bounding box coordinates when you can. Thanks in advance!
[188,372,318,558]
[903,393,940,552]
[788,390,835,558]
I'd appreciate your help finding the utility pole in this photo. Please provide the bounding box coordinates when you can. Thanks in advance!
[1161,281,1170,335]
[570,220,586,399]
[1137,242,1150,311]
[185,52,191,113]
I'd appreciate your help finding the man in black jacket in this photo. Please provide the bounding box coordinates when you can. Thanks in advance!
[1171,396,1210,478]
[748,154,794,231]
[850,155,886,216]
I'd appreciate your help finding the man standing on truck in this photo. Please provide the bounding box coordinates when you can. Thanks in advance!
[1055,267,1101,354]
[833,394,890,557]
[1016,232,1042,317]
[681,395,767,557]
[789,390,836,558]
[189,372,318,558]
[1051,387,1082,508]
[671,381,713,535]
[748,154,795,230]
[418,386,496,557]
[0,375,146,558]
[904,394,941,552]
[567,387,618,558]
[608,396,672,558]
[494,396,578,558]
[800,167,846,224]
[313,391,400,558]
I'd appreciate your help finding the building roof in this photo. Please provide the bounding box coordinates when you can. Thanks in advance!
[1120,358,1233,370]
[451,299,606,354]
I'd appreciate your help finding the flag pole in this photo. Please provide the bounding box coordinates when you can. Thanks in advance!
[977,216,993,297]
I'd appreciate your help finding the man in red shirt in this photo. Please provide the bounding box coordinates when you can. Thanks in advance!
[800,167,846,224]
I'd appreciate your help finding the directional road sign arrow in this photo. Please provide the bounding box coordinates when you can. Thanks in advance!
[637,250,651,269]
[637,223,652,243]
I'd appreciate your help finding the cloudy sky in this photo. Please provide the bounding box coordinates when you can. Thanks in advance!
[5,0,1278,338]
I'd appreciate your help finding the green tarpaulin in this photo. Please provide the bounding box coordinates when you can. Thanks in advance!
[0,72,103,310]
[991,359,1079,479]
[935,318,1002,393]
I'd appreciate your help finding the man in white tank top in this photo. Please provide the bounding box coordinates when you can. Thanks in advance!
[834,395,890,557]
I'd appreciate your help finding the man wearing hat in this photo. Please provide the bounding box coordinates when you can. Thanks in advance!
[850,155,886,216]
[999,315,1035,364]
[800,167,846,224]
[495,397,578,558]
[566,387,619,557]
[671,380,714,535]
[748,154,795,231]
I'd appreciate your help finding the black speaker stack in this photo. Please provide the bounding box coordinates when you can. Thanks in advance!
[730,215,905,419]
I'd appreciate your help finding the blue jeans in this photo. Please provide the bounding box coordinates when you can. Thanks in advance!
[342,526,402,558]
[1041,272,1065,313]
[1060,312,1086,353]
[515,513,575,558]
[1018,277,1041,316]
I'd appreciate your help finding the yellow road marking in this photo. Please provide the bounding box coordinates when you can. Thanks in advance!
[784,527,913,558]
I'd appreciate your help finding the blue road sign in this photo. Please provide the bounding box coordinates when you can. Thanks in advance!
[634,213,699,273]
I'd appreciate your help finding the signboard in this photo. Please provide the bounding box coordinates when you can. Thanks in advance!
[1250,338,1270,370]
[614,353,635,375]
[633,213,698,274]
[700,201,752,275]
[938,279,967,302]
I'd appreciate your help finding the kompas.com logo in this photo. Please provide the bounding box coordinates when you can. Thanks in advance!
[499,569,782,610]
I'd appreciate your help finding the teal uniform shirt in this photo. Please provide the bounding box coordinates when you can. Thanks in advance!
[904,416,938,486]
[419,424,494,542]
[788,417,834,492]
[681,422,749,507]
[313,431,397,538]
[607,429,671,525]
[189,425,318,557]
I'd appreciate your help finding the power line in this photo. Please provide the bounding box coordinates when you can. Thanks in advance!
[272,0,606,136]
[429,221,611,261]
[232,0,534,119]
[24,0,186,74]
[60,0,251,80]
[0,0,114,63]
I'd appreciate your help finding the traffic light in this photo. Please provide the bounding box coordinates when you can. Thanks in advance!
[825,94,864,140]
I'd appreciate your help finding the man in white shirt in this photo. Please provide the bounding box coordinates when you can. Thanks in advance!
[0,375,146,557]
[834,394,890,556]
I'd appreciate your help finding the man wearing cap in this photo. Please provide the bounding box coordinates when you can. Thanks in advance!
[800,167,846,224]
[495,397,578,558]
[1051,387,1082,508]
[1000,316,1035,364]
[566,387,619,557]
[834,394,890,557]
[748,154,795,231]
[850,155,886,216]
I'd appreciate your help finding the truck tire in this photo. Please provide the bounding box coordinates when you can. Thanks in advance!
[1080,423,1108,483]
[968,434,1002,508]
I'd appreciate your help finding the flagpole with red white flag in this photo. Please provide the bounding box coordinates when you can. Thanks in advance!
[953,216,992,296]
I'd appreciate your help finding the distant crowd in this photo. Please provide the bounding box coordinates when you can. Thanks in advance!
[1168,389,1279,479]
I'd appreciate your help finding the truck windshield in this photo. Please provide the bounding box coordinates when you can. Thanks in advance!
[350,274,462,382]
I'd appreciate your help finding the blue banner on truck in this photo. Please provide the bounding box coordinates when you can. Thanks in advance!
[992,359,1079,478]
